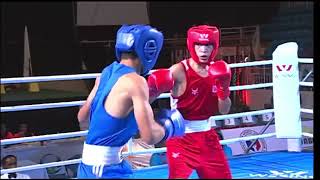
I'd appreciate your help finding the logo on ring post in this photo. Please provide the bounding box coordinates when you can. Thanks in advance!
[276,64,292,72]
[274,64,296,79]
[239,129,267,153]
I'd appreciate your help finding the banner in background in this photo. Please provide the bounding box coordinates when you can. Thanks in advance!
[221,120,313,155]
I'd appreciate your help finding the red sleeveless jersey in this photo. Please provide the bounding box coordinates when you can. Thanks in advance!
[171,59,219,120]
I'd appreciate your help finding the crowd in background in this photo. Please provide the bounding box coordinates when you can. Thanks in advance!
[1,122,34,140]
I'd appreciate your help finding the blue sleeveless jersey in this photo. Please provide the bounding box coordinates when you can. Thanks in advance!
[85,61,139,146]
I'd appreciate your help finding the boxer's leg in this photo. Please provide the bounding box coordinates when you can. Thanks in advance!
[101,160,133,179]
[166,137,194,179]
[196,129,232,179]
[77,162,96,178]
[77,160,133,179]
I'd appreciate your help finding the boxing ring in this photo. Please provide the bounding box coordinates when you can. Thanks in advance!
[0,42,313,179]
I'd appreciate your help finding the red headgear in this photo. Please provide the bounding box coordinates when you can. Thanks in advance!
[187,25,220,64]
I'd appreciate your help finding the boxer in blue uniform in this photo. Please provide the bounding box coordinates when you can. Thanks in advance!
[76,25,185,179]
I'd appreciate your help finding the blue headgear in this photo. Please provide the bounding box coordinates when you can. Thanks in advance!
[115,24,164,76]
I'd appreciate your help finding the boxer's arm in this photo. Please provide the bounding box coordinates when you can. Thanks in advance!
[78,76,100,125]
[147,69,174,104]
[209,60,232,114]
[131,76,165,145]
[218,97,231,114]
[169,63,186,97]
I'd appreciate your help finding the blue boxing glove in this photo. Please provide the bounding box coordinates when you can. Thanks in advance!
[156,109,185,141]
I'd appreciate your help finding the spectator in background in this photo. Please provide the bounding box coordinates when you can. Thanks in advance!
[1,123,15,140]
[13,123,34,138]
[1,155,31,179]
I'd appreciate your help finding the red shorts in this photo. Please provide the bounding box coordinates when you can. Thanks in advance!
[166,129,232,179]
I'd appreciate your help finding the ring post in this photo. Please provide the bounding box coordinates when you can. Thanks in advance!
[272,42,302,152]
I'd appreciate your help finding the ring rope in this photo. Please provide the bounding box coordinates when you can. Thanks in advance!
[210,109,274,121]
[2,81,311,113]
[0,100,85,112]
[0,159,81,175]
[3,130,312,175]
[0,73,101,84]
[228,60,272,68]
[0,60,274,84]
[132,164,168,172]
[300,108,313,114]
[0,133,277,174]
[298,58,313,64]
[1,109,274,146]
[301,70,313,82]
[229,83,273,91]
[0,130,87,146]
[2,83,311,113]
[0,132,313,175]
[0,83,273,113]
[302,132,313,138]
[0,58,312,85]
[0,56,314,175]
[0,82,313,112]
[299,82,313,87]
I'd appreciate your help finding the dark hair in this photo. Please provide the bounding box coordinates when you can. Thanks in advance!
[1,155,17,166]
[120,52,138,60]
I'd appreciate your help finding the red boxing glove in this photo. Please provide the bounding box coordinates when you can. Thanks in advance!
[147,69,174,97]
[209,60,231,100]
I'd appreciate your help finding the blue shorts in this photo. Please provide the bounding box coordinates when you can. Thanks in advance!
[77,160,133,179]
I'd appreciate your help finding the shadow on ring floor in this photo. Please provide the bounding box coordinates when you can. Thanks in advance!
[132,151,313,179]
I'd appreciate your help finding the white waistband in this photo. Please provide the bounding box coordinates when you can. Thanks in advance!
[184,119,211,133]
[81,143,123,166]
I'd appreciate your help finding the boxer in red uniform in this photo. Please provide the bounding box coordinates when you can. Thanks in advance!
[147,25,232,178]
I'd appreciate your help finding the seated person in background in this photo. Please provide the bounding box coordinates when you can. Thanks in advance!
[13,123,34,138]
[1,123,15,140]
[1,155,31,179]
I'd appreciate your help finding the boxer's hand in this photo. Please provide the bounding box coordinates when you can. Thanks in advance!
[147,69,174,98]
[156,109,185,141]
[209,60,231,100]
